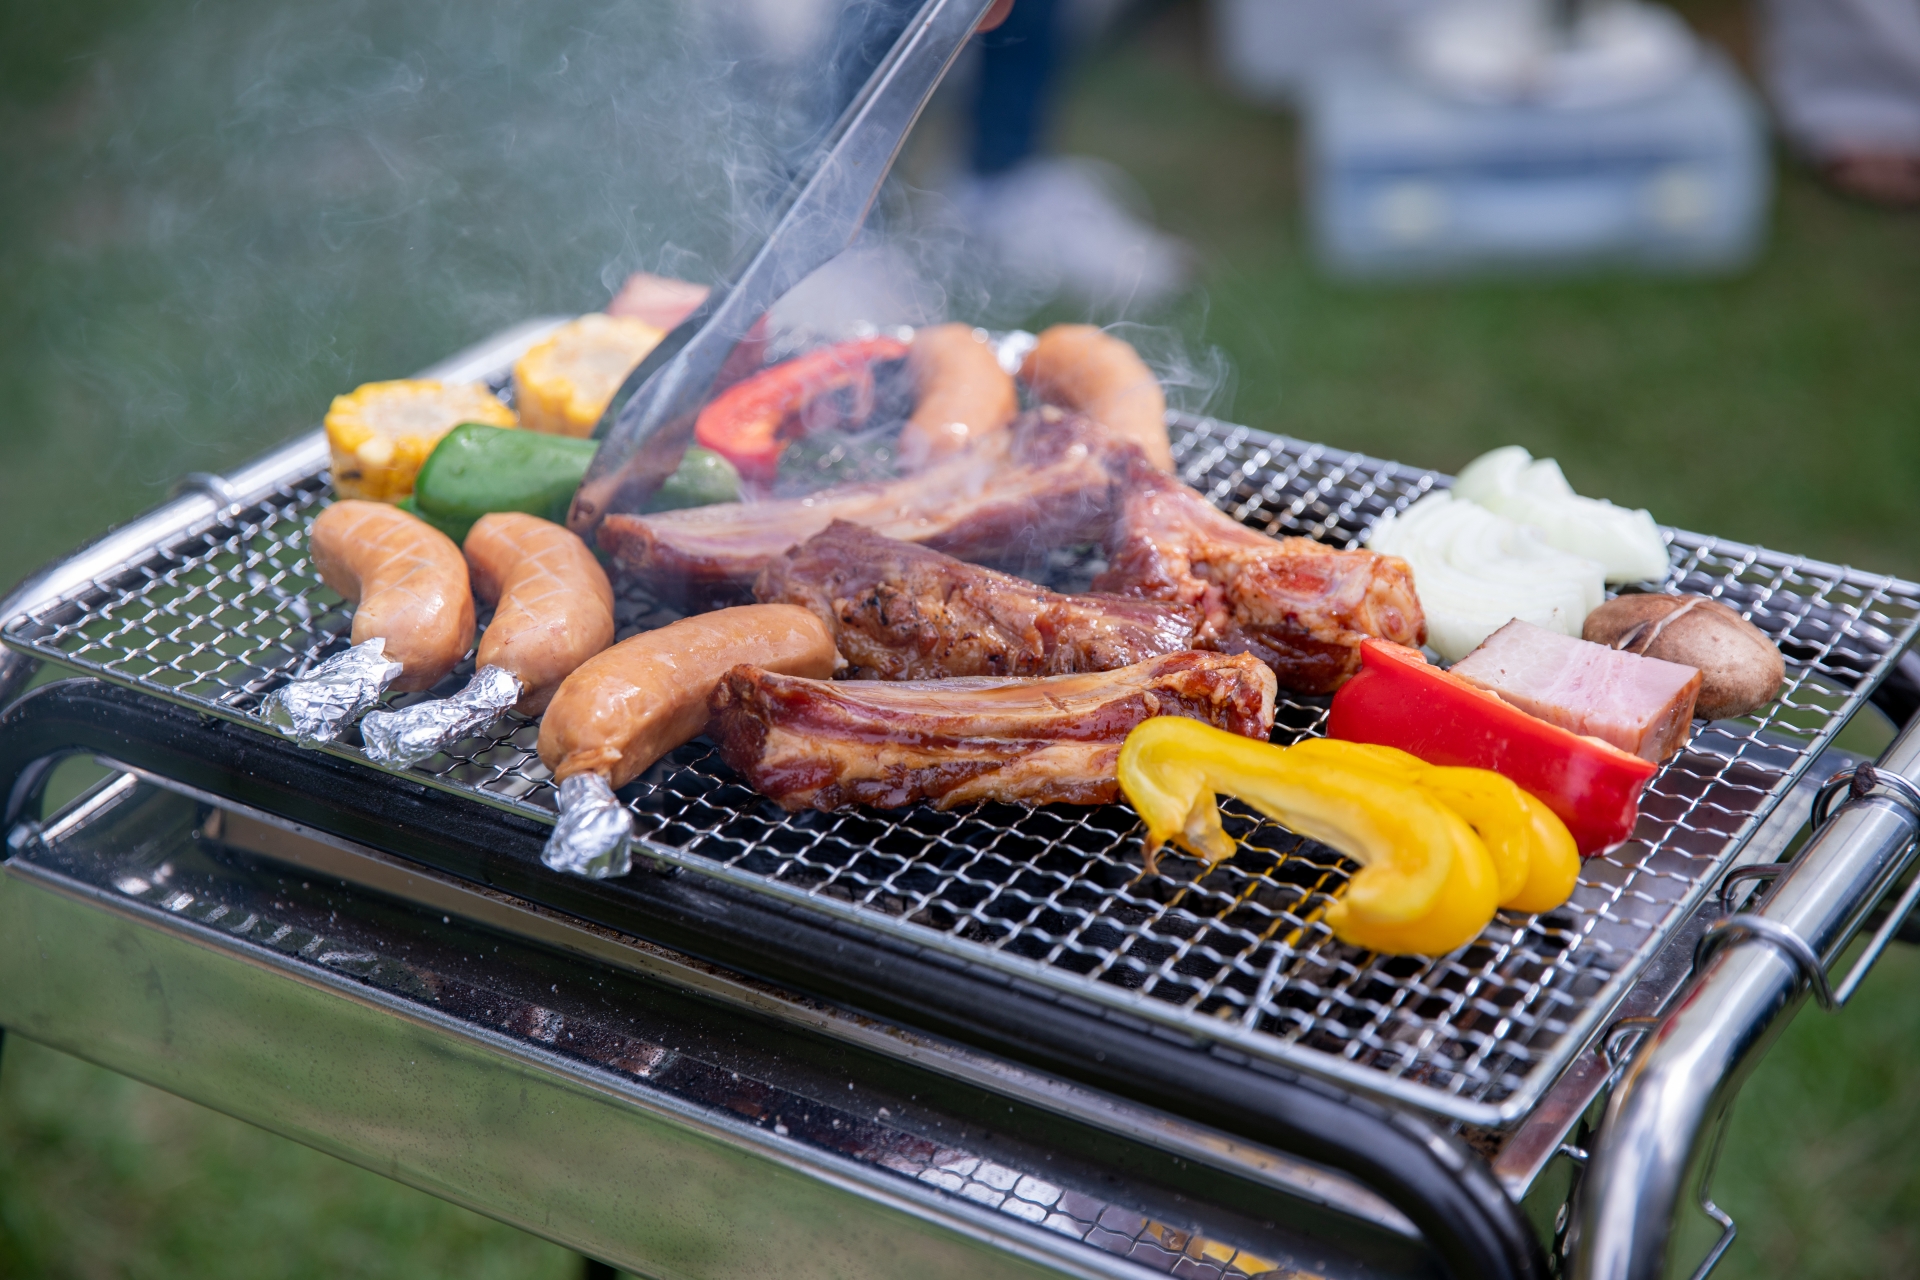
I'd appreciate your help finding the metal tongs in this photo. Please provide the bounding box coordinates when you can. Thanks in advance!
[542,0,994,878]
[567,0,996,539]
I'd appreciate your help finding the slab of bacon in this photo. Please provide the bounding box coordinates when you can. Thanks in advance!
[708,651,1277,812]
[1450,618,1701,763]
[1093,455,1426,694]
[753,520,1199,680]
[598,408,1124,601]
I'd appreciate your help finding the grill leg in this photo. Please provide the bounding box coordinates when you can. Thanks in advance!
[580,1258,617,1280]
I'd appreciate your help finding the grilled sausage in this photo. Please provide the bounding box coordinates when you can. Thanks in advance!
[897,323,1021,468]
[538,604,837,788]
[309,500,475,692]
[1018,324,1172,471]
[464,512,616,715]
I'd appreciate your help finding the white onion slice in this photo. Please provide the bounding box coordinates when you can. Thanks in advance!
[1367,492,1606,661]
[1452,446,1670,585]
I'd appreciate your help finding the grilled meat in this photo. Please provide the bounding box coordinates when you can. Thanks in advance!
[597,408,1125,601]
[753,520,1199,679]
[708,651,1277,812]
[1094,455,1425,694]
[604,403,1424,692]
[605,271,710,329]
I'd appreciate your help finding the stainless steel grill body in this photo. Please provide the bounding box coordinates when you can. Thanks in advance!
[3,769,1440,1280]
[5,329,1915,1131]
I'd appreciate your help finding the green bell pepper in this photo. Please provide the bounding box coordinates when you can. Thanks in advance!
[405,423,738,544]
[648,444,743,512]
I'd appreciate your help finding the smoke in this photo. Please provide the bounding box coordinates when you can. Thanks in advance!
[0,0,910,569]
[1108,317,1235,423]
[10,0,938,382]
[0,0,1229,581]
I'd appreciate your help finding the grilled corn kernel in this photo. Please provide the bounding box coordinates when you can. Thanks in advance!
[325,380,516,502]
[512,313,666,437]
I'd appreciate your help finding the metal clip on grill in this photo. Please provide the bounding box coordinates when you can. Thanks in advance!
[1,319,1917,1280]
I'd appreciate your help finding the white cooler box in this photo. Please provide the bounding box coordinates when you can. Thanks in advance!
[1304,49,1770,276]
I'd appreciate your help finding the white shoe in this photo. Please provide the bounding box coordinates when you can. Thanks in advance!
[946,157,1194,313]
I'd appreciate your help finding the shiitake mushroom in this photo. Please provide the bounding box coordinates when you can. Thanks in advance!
[1582,594,1785,720]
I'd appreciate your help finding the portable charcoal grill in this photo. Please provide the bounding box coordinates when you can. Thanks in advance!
[2,319,1919,1280]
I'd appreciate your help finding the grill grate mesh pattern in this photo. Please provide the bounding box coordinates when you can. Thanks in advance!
[8,415,1918,1125]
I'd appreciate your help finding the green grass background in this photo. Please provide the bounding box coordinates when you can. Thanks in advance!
[2,0,1917,1276]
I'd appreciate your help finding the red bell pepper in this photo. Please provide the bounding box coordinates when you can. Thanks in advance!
[693,335,910,483]
[1327,639,1657,855]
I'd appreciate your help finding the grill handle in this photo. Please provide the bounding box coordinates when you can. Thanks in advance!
[1571,711,1920,1280]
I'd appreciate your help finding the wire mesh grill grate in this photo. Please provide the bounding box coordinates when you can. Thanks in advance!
[8,415,1918,1125]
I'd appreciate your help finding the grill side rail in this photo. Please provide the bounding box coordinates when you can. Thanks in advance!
[0,675,1546,1280]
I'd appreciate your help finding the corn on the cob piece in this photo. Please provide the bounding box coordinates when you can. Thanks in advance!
[512,313,666,437]
[325,380,516,502]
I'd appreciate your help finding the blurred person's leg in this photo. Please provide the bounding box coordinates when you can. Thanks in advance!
[972,0,1063,176]
[1763,0,1920,206]
[953,0,1192,310]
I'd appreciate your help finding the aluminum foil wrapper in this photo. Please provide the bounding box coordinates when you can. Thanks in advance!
[992,329,1037,375]
[361,665,523,769]
[542,773,633,880]
[261,639,405,747]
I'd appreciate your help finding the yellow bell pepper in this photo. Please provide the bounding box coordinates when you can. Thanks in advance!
[1286,739,1579,914]
[1117,720,1580,955]
[1118,718,1501,955]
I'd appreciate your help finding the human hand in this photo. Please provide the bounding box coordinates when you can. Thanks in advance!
[979,0,1014,32]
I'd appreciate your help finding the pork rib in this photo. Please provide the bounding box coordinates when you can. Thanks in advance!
[599,408,1125,600]
[754,520,1200,679]
[708,651,1277,812]
[607,405,1425,692]
[1094,456,1426,694]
